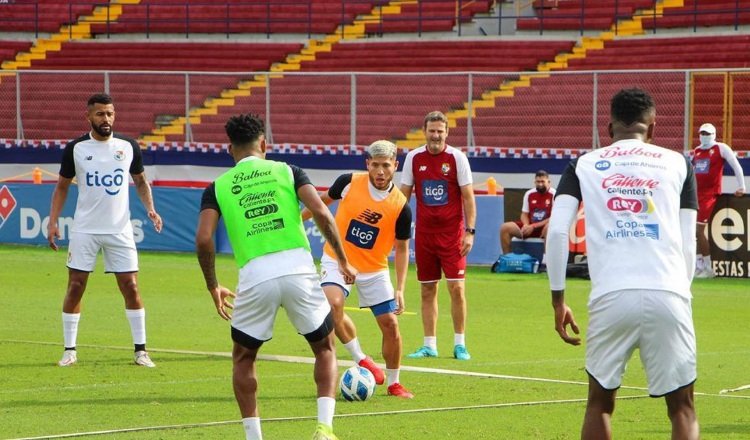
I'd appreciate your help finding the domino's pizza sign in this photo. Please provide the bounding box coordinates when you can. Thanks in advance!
[0,185,17,231]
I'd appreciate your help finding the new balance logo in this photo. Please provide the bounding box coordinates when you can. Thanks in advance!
[358,209,383,225]
[419,166,427,172]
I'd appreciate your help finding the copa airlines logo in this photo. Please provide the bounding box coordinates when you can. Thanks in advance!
[605,220,659,240]
[421,179,448,206]
[606,197,654,213]
[346,219,379,249]
[595,160,611,171]
[85,169,125,195]
[0,185,18,231]
[599,146,663,159]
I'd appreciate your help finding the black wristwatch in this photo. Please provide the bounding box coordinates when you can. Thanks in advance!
[464,227,476,235]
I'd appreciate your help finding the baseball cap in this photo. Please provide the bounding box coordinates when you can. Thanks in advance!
[699,123,716,134]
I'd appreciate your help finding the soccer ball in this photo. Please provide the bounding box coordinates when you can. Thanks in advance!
[339,365,376,401]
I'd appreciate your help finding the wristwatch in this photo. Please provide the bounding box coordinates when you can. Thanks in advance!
[464,227,476,235]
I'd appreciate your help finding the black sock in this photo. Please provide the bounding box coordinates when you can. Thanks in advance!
[134,344,146,352]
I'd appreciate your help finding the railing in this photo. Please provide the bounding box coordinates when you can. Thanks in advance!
[2,0,749,39]
[0,0,488,39]
[1,69,749,152]
[510,0,750,36]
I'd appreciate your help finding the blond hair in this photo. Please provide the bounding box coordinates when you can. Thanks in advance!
[367,139,398,159]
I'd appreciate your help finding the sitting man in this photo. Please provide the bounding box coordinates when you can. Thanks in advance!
[499,170,555,266]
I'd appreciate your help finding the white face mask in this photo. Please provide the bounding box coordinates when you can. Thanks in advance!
[699,134,715,147]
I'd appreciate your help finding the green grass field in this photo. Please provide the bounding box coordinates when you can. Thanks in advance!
[1,244,748,439]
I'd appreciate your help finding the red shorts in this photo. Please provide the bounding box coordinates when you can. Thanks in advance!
[414,229,466,282]
[697,194,718,224]
[513,220,544,239]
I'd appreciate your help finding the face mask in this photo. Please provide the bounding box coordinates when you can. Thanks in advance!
[699,134,715,147]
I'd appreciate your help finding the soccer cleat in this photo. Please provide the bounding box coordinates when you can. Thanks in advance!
[387,383,414,399]
[358,356,385,385]
[695,267,715,279]
[453,344,471,361]
[312,423,339,440]
[134,351,156,368]
[58,349,77,367]
[406,346,438,358]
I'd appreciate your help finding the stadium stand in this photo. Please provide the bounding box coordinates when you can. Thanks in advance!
[565,35,750,70]
[363,0,493,34]
[0,42,301,140]
[87,0,388,36]
[159,40,576,144]
[517,0,656,32]
[450,34,750,151]
[0,41,33,63]
[642,0,750,30]
[0,0,99,33]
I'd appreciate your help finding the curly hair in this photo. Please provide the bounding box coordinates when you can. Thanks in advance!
[225,113,265,146]
[610,88,655,126]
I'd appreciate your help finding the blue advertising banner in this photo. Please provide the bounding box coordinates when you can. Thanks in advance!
[0,184,504,265]
[0,183,203,252]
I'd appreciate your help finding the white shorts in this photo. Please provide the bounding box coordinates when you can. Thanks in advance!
[67,231,138,273]
[231,273,331,342]
[320,254,394,308]
[586,289,697,397]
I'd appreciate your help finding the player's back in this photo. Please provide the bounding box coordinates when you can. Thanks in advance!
[572,139,694,300]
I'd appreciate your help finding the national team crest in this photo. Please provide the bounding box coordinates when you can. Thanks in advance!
[441,163,450,175]
[114,150,125,161]
[0,185,17,231]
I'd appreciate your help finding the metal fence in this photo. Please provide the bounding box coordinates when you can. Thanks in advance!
[1,69,748,151]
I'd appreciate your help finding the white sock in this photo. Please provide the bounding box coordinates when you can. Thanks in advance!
[317,397,335,427]
[125,308,146,346]
[343,338,366,363]
[541,253,547,264]
[386,368,400,387]
[242,417,262,440]
[62,312,80,349]
[424,336,437,350]
[454,333,465,346]
[704,255,713,272]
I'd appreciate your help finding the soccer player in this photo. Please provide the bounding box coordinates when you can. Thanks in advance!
[692,122,746,278]
[399,111,476,361]
[195,114,356,440]
[498,169,555,263]
[47,93,163,368]
[546,88,699,439]
[302,140,414,399]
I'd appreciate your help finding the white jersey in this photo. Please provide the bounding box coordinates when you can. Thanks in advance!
[60,132,143,234]
[556,139,698,300]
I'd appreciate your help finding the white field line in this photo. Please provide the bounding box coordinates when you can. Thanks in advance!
[8,395,647,440]
[719,383,750,394]
[5,339,748,399]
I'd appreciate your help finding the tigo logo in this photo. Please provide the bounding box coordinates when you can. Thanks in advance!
[85,168,125,195]
[346,219,379,249]
[0,185,18,230]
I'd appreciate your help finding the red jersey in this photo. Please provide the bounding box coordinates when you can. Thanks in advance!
[400,145,473,234]
[523,187,556,223]
[692,144,724,197]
